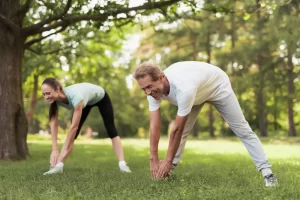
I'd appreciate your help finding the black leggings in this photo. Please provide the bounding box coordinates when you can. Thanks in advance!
[74,92,118,139]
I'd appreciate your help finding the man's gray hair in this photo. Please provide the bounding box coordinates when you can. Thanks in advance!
[133,63,163,81]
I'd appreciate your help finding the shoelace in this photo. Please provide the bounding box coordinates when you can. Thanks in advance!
[265,174,276,182]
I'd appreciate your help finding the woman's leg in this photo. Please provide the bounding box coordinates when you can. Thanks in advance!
[97,93,124,160]
[74,106,92,139]
[111,136,124,161]
[97,92,131,172]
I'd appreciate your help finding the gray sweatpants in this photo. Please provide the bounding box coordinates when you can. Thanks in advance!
[172,91,272,171]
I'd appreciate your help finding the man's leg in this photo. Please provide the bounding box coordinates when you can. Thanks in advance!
[211,92,272,173]
[172,104,204,168]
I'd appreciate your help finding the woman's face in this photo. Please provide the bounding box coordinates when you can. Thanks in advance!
[41,84,60,104]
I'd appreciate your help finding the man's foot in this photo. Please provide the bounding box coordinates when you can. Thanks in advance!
[172,164,177,169]
[43,165,63,175]
[119,162,131,173]
[167,169,173,177]
[264,174,278,187]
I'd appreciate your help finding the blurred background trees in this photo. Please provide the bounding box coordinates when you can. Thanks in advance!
[20,0,300,142]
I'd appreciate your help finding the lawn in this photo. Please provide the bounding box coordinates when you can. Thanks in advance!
[0,135,300,200]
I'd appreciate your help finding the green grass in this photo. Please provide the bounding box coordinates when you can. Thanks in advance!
[1,136,300,200]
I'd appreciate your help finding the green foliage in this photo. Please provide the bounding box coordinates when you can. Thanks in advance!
[22,0,300,137]
[23,22,149,136]
[130,0,300,137]
[22,0,191,136]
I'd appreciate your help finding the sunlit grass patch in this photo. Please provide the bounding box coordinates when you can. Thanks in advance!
[1,137,299,199]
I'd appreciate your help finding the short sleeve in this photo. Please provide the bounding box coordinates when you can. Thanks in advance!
[70,92,84,107]
[176,89,197,116]
[147,96,162,112]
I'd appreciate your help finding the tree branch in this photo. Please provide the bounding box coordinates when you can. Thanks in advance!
[23,0,72,36]
[114,17,135,28]
[24,25,67,48]
[26,46,71,55]
[23,0,180,36]
[18,0,32,21]
[27,47,56,55]
[0,14,20,33]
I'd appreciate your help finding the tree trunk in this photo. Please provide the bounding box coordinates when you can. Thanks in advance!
[230,1,239,99]
[256,64,267,136]
[26,74,38,121]
[206,32,215,137]
[208,104,215,138]
[273,87,278,131]
[192,120,199,138]
[256,64,267,137]
[27,74,39,134]
[256,0,267,137]
[287,46,296,136]
[191,32,199,138]
[0,1,28,160]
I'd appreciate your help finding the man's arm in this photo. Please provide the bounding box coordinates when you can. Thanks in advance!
[149,108,162,179]
[157,114,189,178]
[165,114,189,163]
[164,90,194,162]
[57,101,83,163]
[149,108,162,161]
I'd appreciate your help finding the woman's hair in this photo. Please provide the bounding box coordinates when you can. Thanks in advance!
[133,63,163,81]
[42,78,63,121]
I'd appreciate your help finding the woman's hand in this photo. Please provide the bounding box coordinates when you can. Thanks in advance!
[50,150,59,167]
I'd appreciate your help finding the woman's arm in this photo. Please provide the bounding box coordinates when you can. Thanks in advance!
[50,112,59,166]
[50,113,59,151]
[56,101,83,163]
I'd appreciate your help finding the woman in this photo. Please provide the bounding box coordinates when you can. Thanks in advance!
[41,78,131,175]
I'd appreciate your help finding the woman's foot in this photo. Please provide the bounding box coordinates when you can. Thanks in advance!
[119,161,131,173]
[43,165,63,175]
[43,162,64,175]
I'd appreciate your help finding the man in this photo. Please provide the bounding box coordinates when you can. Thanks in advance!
[133,61,277,187]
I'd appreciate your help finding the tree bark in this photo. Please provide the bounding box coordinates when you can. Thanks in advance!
[26,74,38,121]
[256,49,267,136]
[287,45,296,136]
[191,31,199,138]
[26,74,39,134]
[206,32,215,137]
[0,1,28,160]
[273,87,278,131]
[192,119,199,138]
[256,0,267,137]
[208,104,215,138]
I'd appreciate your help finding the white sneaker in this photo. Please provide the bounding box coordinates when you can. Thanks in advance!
[43,165,63,175]
[119,163,131,173]
[264,174,278,187]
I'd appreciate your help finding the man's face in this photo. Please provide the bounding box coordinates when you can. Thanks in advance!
[41,84,60,104]
[137,74,164,100]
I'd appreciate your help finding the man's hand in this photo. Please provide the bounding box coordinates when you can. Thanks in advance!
[50,150,59,167]
[150,159,160,179]
[156,159,172,179]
